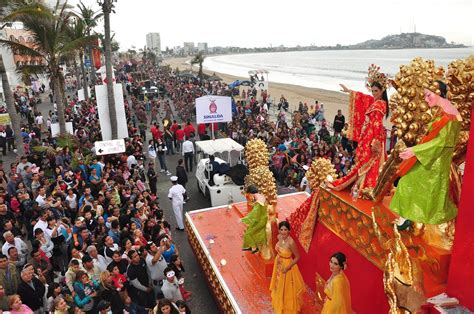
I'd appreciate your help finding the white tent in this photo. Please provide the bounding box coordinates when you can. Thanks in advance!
[196,138,244,155]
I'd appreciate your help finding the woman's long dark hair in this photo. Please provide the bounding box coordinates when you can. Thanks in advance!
[371,82,390,119]
[436,80,448,99]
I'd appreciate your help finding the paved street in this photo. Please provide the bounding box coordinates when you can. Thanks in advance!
[4,91,219,313]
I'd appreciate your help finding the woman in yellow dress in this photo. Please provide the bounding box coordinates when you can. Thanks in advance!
[322,252,353,314]
[270,221,305,314]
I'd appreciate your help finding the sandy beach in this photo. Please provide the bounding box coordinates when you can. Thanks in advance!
[164,57,351,124]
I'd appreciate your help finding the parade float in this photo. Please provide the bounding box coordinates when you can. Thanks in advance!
[185,56,474,313]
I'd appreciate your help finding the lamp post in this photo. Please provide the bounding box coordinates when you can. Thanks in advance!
[97,0,118,139]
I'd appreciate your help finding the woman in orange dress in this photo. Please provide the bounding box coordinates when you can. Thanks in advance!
[270,221,305,314]
[329,66,389,192]
[322,252,353,314]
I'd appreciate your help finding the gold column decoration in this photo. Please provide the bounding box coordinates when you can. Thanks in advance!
[244,139,278,260]
[390,57,445,146]
[245,138,269,170]
[372,215,426,314]
[447,56,473,201]
[306,158,338,190]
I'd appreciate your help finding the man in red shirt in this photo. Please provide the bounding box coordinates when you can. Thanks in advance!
[170,120,179,148]
[183,120,195,139]
[175,125,185,153]
[197,123,206,139]
[150,123,162,141]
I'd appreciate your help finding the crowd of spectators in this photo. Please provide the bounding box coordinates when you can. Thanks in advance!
[0,62,392,313]
[0,66,198,313]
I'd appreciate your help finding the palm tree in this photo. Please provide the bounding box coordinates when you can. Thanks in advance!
[66,17,92,101]
[0,2,95,135]
[0,0,31,156]
[191,52,205,78]
[0,57,24,156]
[76,1,102,91]
[98,0,117,139]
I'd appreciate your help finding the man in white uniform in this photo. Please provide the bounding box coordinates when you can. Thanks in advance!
[167,176,186,231]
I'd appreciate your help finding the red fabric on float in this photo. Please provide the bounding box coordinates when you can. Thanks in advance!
[447,106,474,310]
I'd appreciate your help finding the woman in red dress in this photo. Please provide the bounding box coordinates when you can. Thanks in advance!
[329,66,389,193]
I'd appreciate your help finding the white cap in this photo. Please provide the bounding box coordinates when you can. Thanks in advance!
[170,176,178,181]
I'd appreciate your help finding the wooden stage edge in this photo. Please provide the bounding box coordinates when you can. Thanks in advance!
[185,192,312,314]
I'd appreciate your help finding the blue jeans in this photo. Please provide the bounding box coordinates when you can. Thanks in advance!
[157,154,168,171]
[165,139,174,155]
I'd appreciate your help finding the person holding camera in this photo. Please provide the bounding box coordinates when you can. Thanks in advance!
[145,241,167,298]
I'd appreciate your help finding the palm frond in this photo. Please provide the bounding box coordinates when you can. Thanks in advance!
[16,64,47,76]
[1,4,52,22]
[56,133,79,150]
[61,34,96,54]
[0,39,45,58]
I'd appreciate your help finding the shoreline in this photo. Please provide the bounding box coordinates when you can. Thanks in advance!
[164,57,350,124]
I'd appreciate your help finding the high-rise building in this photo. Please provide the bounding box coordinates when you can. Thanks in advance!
[146,33,161,55]
[183,42,195,55]
[197,42,208,53]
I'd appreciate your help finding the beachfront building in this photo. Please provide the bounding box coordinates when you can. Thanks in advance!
[146,32,161,55]
[198,42,208,53]
[0,26,47,88]
[183,42,195,55]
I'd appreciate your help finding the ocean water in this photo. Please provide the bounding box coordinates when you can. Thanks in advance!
[203,48,473,92]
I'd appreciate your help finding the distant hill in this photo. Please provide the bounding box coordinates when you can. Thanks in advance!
[349,32,465,49]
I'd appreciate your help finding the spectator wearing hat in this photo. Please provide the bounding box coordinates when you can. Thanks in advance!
[168,177,186,231]
[161,267,183,303]
[82,255,100,283]
[299,165,311,194]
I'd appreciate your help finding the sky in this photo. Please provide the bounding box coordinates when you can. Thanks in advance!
[68,0,473,51]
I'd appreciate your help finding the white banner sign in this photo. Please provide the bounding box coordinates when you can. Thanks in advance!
[51,122,74,138]
[95,139,126,155]
[77,87,91,101]
[95,83,129,141]
[195,95,232,124]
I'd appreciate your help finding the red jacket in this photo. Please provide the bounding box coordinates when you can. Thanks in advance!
[175,129,185,141]
[184,124,195,138]
[198,123,206,135]
[170,123,179,134]
[151,126,162,140]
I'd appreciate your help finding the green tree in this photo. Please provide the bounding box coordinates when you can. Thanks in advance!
[191,52,205,78]
[76,1,102,88]
[0,0,39,156]
[0,2,95,134]
[98,0,117,139]
[66,17,89,100]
